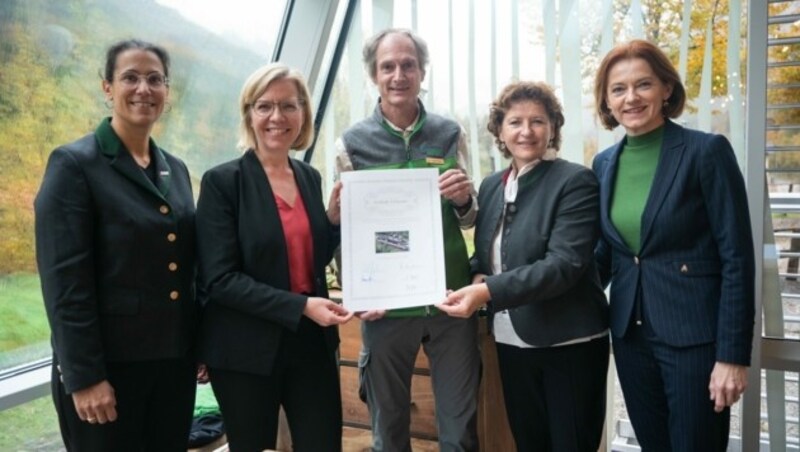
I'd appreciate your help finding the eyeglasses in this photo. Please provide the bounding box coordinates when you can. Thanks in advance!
[250,100,303,117]
[116,72,169,88]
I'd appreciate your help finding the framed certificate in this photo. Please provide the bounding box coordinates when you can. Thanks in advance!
[340,168,446,311]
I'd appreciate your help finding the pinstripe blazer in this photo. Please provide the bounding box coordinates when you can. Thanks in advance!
[593,120,755,365]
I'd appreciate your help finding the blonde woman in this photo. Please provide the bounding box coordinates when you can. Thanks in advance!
[196,63,351,451]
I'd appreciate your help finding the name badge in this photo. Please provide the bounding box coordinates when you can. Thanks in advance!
[426,157,444,165]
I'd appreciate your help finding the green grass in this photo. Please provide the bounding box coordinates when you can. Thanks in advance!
[0,273,51,366]
[0,275,61,450]
[0,395,64,451]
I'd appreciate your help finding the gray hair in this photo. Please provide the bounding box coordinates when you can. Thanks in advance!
[362,28,429,80]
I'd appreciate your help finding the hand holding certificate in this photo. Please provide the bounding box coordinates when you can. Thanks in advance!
[340,168,447,311]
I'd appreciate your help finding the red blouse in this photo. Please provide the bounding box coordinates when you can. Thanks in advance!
[274,194,315,295]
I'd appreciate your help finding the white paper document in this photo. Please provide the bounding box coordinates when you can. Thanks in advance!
[340,168,446,311]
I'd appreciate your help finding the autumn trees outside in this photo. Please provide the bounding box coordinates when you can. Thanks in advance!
[1,0,797,273]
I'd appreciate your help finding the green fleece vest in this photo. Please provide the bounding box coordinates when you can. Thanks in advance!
[342,102,471,317]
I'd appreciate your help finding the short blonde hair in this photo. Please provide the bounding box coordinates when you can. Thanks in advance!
[237,63,314,151]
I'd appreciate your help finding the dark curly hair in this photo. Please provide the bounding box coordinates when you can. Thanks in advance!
[487,81,564,158]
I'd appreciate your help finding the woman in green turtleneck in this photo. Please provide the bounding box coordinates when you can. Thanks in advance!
[592,39,755,452]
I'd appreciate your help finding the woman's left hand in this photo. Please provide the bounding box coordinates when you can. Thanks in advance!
[437,283,490,318]
[304,297,353,326]
[709,361,748,412]
[326,181,343,225]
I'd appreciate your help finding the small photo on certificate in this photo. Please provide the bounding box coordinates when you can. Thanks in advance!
[374,231,410,253]
[340,168,447,312]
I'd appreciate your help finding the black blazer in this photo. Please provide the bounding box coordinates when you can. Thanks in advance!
[196,150,340,376]
[593,120,755,365]
[35,119,197,394]
[472,159,608,346]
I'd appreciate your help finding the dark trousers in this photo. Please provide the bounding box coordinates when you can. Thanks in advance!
[360,314,480,452]
[496,336,609,452]
[52,358,196,452]
[208,317,342,452]
[613,322,730,452]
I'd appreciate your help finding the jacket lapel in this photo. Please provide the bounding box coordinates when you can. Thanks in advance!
[291,158,325,271]
[244,150,290,265]
[244,149,281,223]
[151,147,172,197]
[639,120,685,252]
[484,176,505,261]
[107,146,166,201]
[96,117,168,201]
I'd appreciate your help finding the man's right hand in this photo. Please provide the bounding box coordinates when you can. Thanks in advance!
[72,380,117,424]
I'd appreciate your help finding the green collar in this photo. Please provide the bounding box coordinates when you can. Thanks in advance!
[95,117,172,198]
[626,124,665,147]
[375,99,428,140]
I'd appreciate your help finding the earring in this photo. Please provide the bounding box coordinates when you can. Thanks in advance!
[104,98,113,109]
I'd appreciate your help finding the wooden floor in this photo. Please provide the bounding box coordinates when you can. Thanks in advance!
[342,426,438,452]
[188,427,438,452]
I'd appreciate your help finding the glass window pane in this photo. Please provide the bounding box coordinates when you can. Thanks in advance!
[0,395,61,450]
[0,0,286,372]
[766,0,800,342]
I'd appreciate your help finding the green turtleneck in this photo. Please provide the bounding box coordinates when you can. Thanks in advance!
[609,125,664,253]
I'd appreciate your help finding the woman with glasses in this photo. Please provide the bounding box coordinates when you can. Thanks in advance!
[195,62,352,451]
[438,81,609,452]
[35,39,198,451]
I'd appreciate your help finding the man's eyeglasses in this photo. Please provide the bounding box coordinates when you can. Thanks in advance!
[251,100,303,117]
[117,72,169,88]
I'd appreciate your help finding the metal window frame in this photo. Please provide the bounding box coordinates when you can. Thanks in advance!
[741,2,767,449]
[743,1,800,451]
[303,0,359,163]
[0,359,50,412]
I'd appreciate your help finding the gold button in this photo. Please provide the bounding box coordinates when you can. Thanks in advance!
[168,262,178,271]
[159,205,170,214]
[169,291,179,300]
[167,233,177,242]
